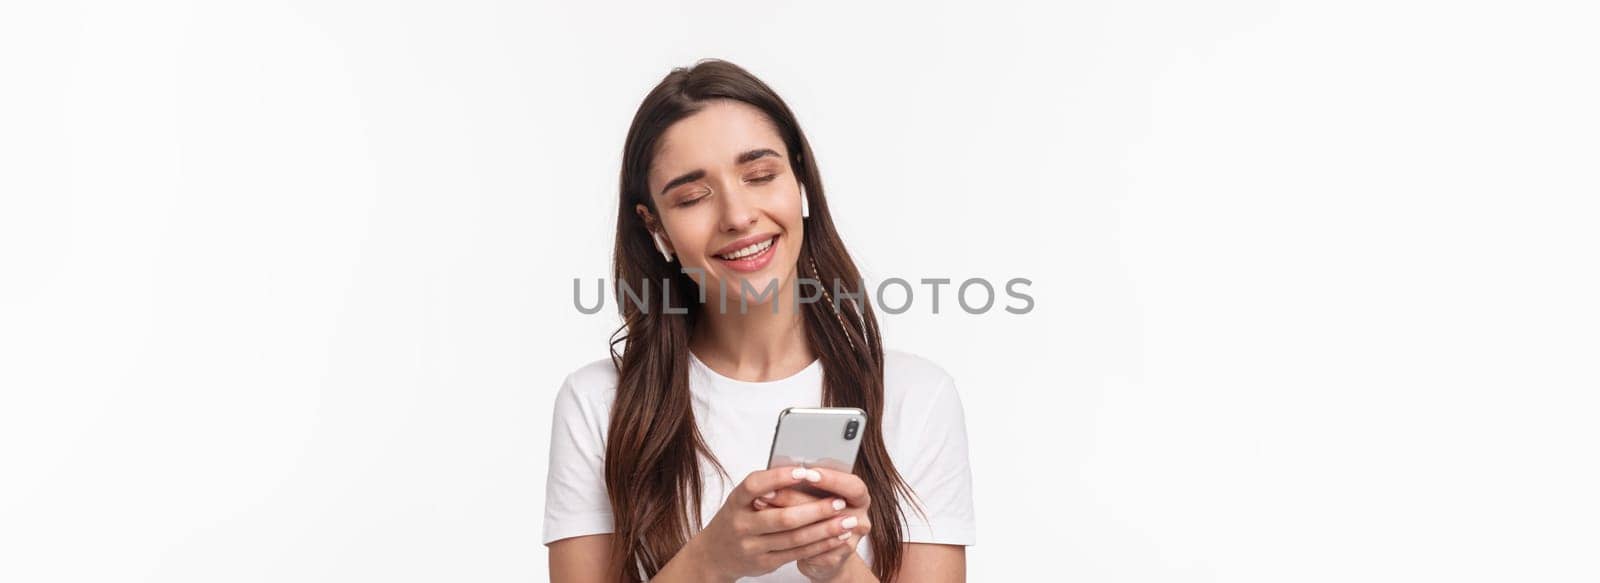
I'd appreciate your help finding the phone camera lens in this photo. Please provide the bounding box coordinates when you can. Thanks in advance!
[844,420,859,440]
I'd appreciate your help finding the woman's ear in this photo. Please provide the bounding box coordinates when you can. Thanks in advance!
[634,203,663,237]
[635,203,675,261]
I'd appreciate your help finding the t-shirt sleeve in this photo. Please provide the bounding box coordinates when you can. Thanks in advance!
[542,373,616,545]
[897,373,978,546]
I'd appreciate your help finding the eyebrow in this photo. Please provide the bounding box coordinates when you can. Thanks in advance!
[658,148,782,196]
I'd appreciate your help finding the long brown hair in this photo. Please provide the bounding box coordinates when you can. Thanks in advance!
[602,59,924,581]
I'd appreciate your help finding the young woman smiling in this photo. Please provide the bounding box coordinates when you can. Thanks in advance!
[544,59,975,582]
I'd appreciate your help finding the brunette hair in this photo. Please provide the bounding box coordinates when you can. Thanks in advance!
[603,59,925,581]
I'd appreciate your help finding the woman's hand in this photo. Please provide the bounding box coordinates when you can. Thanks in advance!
[689,466,860,582]
[751,467,874,583]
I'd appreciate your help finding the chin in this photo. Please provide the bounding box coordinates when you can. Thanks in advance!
[704,271,792,311]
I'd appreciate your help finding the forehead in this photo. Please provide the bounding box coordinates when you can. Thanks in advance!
[651,100,787,182]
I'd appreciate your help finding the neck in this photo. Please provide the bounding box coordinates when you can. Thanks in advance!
[690,275,816,382]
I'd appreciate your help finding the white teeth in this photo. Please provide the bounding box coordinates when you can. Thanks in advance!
[718,236,775,260]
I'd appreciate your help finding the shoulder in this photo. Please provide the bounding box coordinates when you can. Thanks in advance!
[882,348,960,406]
[555,356,621,411]
[878,350,970,457]
[564,356,620,391]
[883,348,956,389]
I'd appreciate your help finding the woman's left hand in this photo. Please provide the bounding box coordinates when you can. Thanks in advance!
[752,467,873,582]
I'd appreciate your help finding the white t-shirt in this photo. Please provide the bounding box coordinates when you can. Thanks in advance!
[542,348,976,581]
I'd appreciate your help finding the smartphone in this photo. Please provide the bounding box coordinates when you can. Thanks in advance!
[766,407,867,496]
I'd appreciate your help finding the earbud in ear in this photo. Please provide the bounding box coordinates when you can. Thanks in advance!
[652,232,674,262]
[800,185,811,219]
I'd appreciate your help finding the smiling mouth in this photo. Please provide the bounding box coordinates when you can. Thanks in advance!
[713,235,778,261]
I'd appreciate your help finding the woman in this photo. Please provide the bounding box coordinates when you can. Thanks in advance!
[544,59,975,582]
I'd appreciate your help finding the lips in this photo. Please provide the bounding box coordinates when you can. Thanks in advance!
[713,233,779,257]
[714,235,776,260]
[713,234,779,273]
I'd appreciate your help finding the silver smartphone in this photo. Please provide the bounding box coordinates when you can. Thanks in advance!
[766,407,867,496]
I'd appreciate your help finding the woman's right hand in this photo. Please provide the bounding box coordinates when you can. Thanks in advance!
[688,466,858,582]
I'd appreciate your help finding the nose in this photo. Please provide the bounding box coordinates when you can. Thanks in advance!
[715,180,759,232]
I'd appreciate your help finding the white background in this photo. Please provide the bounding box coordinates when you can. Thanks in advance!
[3,1,1597,581]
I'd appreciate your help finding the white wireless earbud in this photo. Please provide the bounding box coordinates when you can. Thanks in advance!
[651,232,674,262]
[800,185,811,219]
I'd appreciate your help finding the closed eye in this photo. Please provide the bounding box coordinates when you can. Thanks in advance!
[675,174,774,207]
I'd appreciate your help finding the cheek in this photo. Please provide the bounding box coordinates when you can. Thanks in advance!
[783,209,805,252]
[662,215,714,258]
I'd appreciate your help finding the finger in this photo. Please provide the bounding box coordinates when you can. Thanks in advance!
[752,495,848,535]
[752,497,769,510]
[792,467,870,508]
[806,538,855,565]
[766,530,847,565]
[840,508,872,536]
[733,466,810,506]
[762,486,824,509]
[759,506,857,551]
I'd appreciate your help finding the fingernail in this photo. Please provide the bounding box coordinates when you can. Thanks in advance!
[761,491,777,500]
[831,499,846,511]
[837,531,851,540]
[791,467,806,479]
[805,469,822,482]
[841,516,858,529]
